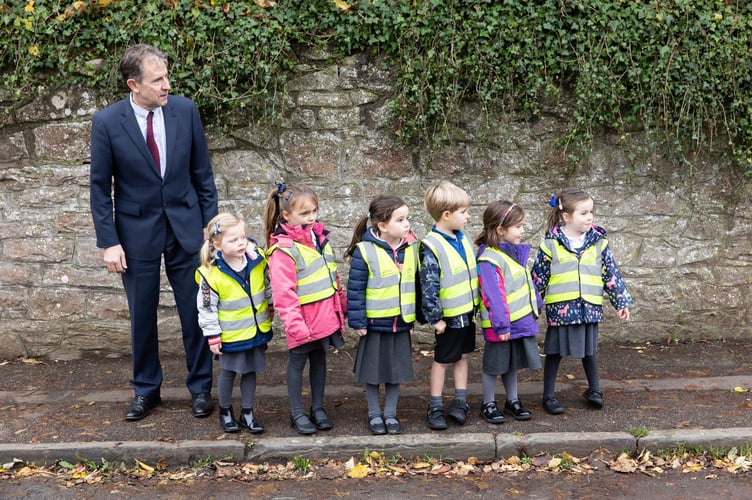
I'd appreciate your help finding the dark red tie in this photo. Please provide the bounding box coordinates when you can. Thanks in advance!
[146,111,160,173]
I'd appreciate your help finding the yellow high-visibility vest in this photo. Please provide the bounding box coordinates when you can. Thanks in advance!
[357,241,417,322]
[540,238,605,305]
[477,247,538,326]
[195,261,271,343]
[268,240,338,304]
[421,232,479,317]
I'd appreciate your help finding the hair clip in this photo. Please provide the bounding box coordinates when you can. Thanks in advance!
[212,221,221,235]
[500,203,516,225]
[276,182,286,194]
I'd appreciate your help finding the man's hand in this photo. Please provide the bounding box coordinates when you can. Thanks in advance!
[104,244,127,273]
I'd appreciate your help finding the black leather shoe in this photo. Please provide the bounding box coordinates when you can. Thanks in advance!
[480,401,506,424]
[583,388,604,409]
[219,405,240,433]
[368,415,386,435]
[504,399,532,421]
[291,414,317,435]
[426,406,448,430]
[239,408,264,434]
[125,395,160,421]
[447,399,469,425]
[310,407,333,430]
[385,417,401,435]
[542,396,565,415]
[191,393,214,418]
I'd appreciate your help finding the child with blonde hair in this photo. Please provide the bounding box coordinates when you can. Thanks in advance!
[196,213,272,434]
[420,181,480,430]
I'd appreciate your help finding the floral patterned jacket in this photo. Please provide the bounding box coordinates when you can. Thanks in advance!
[531,223,633,326]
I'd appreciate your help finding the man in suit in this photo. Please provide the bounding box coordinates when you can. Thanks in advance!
[90,44,217,421]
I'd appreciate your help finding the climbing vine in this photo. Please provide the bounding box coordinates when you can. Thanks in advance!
[1,0,751,173]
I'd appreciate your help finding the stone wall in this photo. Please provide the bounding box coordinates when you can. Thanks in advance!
[1,49,750,360]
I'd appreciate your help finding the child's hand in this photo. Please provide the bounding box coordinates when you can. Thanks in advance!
[355,329,367,337]
[208,336,222,355]
[433,320,447,335]
[617,307,630,321]
[500,332,511,342]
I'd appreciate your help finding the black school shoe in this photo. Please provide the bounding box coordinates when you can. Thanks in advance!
[426,406,448,430]
[310,406,333,430]
[368,415,386,435]
[542,396,565,415]
[583,388,604,409]
[446,399,469,425]
[503,399,532,421]
[480,401,506,424]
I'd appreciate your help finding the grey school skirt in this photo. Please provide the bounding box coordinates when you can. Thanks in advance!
[482,335,542,375]
[543,323,599,358]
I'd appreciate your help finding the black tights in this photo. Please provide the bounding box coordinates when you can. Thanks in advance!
[543,353,600,398]
[287,348,327,418]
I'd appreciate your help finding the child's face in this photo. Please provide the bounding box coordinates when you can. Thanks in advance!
[562,198,594,235]
[377,205,410,243]
[213,223,247,260]
[283,197,318,227]
[498,216,525,245]
[440,205,469,232]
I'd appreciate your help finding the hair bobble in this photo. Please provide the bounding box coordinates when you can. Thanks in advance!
[276,182,286,194]
[549,195,563,211]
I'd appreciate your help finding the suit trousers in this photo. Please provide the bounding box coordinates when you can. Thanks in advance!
[121,222,213,400]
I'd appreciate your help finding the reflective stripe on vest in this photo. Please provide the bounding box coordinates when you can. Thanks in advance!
[541,238,605,305]
[357,241,417,322]
[269,240,338,305]
[195,263,271,343]
[477,247,538,327]
[421,232,479,317]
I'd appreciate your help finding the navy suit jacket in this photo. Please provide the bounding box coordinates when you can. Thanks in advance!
[90,95,218,259]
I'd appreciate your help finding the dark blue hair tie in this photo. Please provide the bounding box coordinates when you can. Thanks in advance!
[549,195,558,208]
[276,182,286,194]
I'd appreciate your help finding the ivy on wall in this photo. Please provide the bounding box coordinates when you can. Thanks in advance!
[1,0,751,173]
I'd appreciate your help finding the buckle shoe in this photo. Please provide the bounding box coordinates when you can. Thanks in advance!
[503,399,532,421]
[583,388,604,409]
[310,407,333,430]
[291,414,316,435]
[480,401,505,424]
[542,397,565,415]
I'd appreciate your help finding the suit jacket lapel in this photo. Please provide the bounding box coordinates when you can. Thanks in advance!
[163,100,178,180]
[118,98,162,179]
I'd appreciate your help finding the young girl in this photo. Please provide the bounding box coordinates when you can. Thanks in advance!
[475,201,542,424]
[532,188,633,414]
[196,213,272,434]
[345,194,418,436]
[264,182,347,435]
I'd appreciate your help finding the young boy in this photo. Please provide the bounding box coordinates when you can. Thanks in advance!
[419,181,480,430]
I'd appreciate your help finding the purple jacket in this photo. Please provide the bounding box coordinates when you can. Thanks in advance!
[477,242,542,342]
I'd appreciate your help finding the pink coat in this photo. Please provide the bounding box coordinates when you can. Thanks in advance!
[268,222,347,350]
